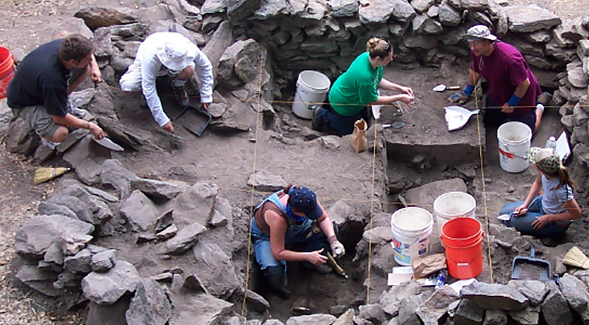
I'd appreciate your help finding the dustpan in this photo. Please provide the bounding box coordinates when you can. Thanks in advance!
[175,104,212,137]
[444,106,480,131]
[510,245,551,281]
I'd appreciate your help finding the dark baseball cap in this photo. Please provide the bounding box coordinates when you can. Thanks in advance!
[288,187,323,220]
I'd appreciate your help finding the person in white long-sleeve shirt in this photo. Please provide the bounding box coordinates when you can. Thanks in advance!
[119,32,214,133]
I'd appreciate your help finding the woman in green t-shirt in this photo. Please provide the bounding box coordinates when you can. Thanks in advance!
[312,37,414,135]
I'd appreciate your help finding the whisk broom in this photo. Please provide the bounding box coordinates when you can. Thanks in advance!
[34,167,71,185]
[563,246,589,270]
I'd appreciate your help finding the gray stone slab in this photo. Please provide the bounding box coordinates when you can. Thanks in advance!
[505,6,561,33]
[461,282,529,310]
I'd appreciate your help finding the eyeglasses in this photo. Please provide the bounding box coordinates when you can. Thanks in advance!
[383,38,392,53]
[468,40,482,48]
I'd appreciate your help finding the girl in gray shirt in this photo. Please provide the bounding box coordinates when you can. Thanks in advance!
[499,147,581,243]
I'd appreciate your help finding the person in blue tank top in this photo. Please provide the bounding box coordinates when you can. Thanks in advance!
[251,184,345,297]
[499,148,581,247]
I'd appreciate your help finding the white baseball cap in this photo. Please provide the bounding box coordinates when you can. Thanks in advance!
[156,34,197,72]
[467,25,497,42]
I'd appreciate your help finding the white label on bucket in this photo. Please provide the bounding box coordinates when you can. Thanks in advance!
[456,263,470,266]
[392,235,431,266]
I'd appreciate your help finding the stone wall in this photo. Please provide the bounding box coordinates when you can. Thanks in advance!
[195,0,589,204]
[197,0,584,90]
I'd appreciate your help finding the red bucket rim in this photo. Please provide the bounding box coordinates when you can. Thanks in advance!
[441,217,482,242]
[441,232,484,249]
[0,47,10,60]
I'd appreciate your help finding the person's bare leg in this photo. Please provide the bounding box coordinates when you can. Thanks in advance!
[48,125,69,143]
[171,66,194,106]
[534,92,552,132]
[175,65,194,82]
[535,106,543,132]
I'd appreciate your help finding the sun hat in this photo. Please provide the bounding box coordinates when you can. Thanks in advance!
[156,34,197,72]
[528,147,560,174]
[467,25,497,42]
[288,187,323,220]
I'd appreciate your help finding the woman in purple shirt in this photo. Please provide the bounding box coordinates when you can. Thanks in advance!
[449,25,543,133]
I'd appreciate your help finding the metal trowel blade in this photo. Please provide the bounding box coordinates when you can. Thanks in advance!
[433,84,446,92]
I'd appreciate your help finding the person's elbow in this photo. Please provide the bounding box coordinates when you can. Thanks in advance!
[519,78,530,88]
[569,208,582,220]
[51,114,68,125]
[271,249,284,261]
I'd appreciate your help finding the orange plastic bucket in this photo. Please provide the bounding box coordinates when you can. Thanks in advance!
[441,217,484,279]
[0,47,15,99]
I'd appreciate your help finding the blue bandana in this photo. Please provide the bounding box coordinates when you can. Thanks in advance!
[286,204,306,223]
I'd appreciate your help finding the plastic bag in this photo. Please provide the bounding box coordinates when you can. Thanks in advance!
[351,118,367,152]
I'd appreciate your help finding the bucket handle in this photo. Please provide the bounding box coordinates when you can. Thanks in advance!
[499,146,528,160]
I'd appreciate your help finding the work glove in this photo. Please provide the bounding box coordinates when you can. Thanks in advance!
[330,240,345,258]
[448,92,471,105]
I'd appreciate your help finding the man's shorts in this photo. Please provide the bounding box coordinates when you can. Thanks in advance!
[11,105,61,139]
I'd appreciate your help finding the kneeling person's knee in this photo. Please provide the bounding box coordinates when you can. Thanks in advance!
[263,265,286,290]
[49,126,69,143]
[176,65,195,80]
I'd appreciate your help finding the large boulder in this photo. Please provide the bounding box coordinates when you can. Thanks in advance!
[505,6,562,33]
[126,278,172,325]
[5,117,39,156]
[358,0,396,24]
[172,182,218,227]
[191,242,241,298]
[82,261,141,305]
[217,39,263,89]
[74,7,138,29]
[15,215,94,258]
[101,159,138,199]
[120,190,159,232]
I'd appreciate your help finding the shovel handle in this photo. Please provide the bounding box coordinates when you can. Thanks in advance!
[448,86,461,90]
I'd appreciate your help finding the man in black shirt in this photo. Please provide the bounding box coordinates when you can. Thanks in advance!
[7,34,104,147]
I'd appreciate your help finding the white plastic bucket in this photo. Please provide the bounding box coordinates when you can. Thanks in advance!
[390,207,434,266]
[433,192,477,234]
[292,70,331,119]
[497,121,532,173]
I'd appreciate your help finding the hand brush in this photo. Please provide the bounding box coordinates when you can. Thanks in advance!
[563,246,589,270]
[34,167,71,185]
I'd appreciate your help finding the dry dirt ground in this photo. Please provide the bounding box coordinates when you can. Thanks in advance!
[0,0,588,324]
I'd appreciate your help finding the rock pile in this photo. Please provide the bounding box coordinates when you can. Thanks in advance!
[13,161,250,324]
[200,0,583,89]
[559,33,589,197]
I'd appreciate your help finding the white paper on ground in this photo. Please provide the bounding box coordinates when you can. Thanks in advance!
[372,89,382,119]
[372,105,382,119]
[387,266,436,286]
[556,131,570,163]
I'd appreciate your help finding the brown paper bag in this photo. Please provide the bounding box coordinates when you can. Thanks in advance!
[351,118,368,152]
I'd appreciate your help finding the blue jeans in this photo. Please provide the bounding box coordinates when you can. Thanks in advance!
[316,105,369,136]
[501,196,568,238]
[484,95,536,134]
[251,218,332,271]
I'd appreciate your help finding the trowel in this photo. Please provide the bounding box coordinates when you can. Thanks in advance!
[444,106,480,131]
[433,84,461,92]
